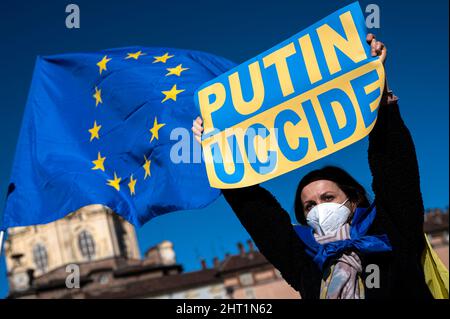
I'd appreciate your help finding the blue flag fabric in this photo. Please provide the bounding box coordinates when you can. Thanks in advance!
[1,47,236,230]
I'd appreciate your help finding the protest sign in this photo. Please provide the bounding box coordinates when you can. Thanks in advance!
[195,2,385,188]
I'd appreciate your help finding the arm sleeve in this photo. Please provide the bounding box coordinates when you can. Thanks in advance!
[222,185,319,295]
[368,96,425,253]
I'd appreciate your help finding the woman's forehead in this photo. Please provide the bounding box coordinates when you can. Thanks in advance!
[301,180,341,199]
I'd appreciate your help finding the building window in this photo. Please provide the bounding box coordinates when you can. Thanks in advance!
[78,230,96,260]
[33,243,48,273]
[99,274,110,285]
[244,287,256,299]
[239,273,254,286]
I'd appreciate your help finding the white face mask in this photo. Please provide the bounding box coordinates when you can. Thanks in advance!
[306,199,351,235]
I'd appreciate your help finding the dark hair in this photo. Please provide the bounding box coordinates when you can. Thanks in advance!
[294,166,370,224]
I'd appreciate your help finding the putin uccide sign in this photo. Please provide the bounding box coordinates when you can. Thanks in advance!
[195,2,385,188]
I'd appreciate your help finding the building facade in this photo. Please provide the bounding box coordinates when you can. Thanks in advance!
[4,205,299,299]
[4,205,141,294]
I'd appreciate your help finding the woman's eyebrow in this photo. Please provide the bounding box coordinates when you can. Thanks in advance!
[320,192,335,197]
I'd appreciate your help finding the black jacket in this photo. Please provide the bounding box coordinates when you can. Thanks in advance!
[222,98,433,299]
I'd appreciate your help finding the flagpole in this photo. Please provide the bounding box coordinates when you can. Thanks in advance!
[0,230,5,257]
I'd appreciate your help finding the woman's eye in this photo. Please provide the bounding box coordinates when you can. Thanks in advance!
[325,195,334,201]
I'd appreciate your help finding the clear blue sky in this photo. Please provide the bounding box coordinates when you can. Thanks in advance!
[0,0,448,298]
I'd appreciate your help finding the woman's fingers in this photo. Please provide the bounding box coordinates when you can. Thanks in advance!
[193,116,204,131]
[375,41,386,61]
[380,44,387,63]
[193,120,203,132]
[371,39,377,57]
[373,40,387,63]
[375,41,384,54]
[191,126,201,136]
[192,126,202,143]
[194,116,203,129]
[192,116,204,144]
[366,33,387,64]
[366,33,375,44]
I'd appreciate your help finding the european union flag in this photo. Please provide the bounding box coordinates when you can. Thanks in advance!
[1,47,236,230]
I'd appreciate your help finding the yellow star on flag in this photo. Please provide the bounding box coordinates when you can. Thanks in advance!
[128,175,137,195]
[161,84,185,103]
[88,121,102,141]
[97,55,111,74]
[149,117,166,142]
[166,64,189,76]
[93,86,103,106]
[91,152,106,172]
[153,52,174,64]
[107,172,122,191]
[143,155,151,179]
[125,51,146,60]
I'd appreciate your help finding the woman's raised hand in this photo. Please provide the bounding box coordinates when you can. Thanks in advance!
[367,33,387,64]
[192,116,204,144]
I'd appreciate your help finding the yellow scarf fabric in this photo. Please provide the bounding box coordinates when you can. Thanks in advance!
[422,234,449,299]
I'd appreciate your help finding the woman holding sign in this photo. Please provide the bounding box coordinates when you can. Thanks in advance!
[193,34,442,299]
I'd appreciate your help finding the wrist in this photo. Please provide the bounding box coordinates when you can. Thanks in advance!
[381,78,398,105]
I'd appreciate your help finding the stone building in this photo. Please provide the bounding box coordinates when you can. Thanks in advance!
[3,205,298,299]
[4,205,141,294]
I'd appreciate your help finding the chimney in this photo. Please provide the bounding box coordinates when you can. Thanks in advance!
[237,242,245,256]
[247,240,254,253]
[200,259,207,270]
[213,257,220,268]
